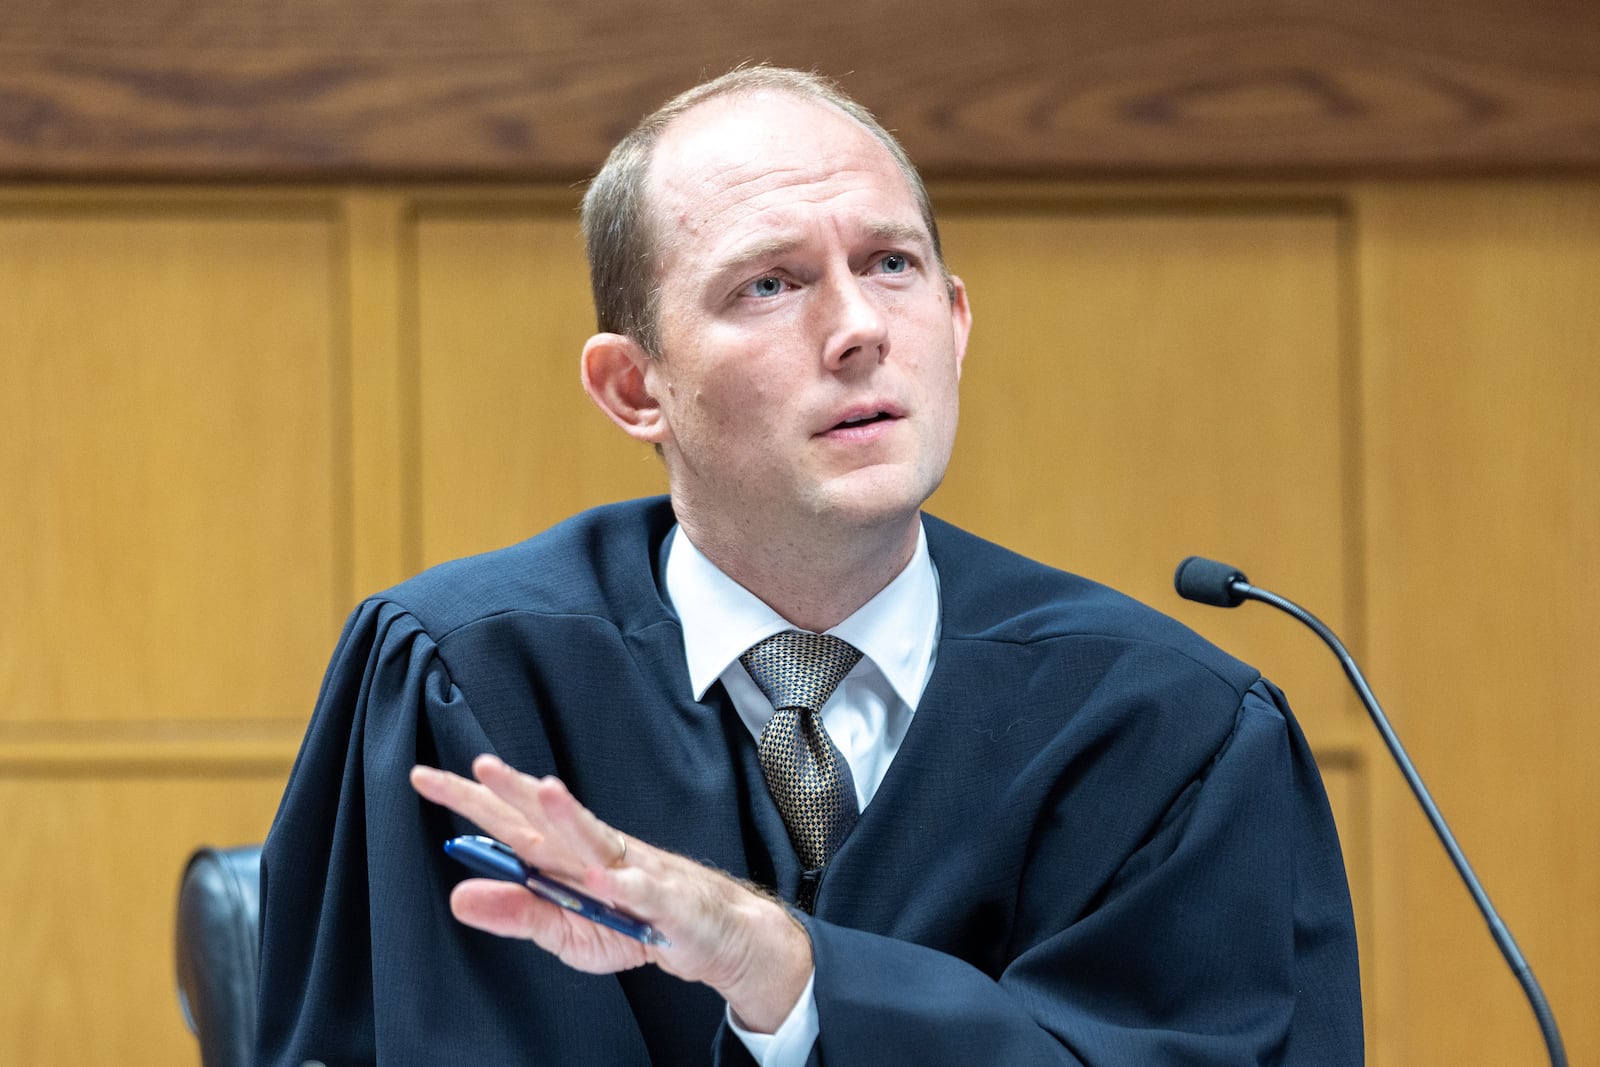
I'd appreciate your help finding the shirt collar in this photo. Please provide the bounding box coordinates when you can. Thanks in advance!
[664,522,939,710]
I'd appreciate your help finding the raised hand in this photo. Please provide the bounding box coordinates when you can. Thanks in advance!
[410,754,812,1032]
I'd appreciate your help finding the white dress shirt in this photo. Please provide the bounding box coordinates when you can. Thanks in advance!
[662,522,941,1067]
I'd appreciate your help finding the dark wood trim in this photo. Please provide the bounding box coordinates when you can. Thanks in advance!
[3,0,1599,180]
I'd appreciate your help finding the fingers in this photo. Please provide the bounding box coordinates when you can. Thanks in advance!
[411,754,810,999]
[503,767,631,874]
[410,755,628,880]
[409,761,547,860]
[448,880,652,975]
[448,879,549,939]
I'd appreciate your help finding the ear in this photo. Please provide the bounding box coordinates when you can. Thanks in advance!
[581,332,671,445]
[947,275,973,379]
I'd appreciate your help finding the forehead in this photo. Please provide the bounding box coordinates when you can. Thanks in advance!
[644,91,926,264]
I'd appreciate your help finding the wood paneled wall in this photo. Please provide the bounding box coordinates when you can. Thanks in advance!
[1355,184,1600,1065]
[2,181,1595,1065]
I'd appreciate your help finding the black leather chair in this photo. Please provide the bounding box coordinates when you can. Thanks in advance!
[176,844,263,1067]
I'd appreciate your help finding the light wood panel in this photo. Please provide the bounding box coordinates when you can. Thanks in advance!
[931,200,1359,739]
[412,198,667,568]
[1357,182,1600,1067]
[0,767,289,1065]
[0,199,346,722]
[344,192,414,598]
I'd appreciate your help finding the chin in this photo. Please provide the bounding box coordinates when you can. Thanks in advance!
[809,466,943,530]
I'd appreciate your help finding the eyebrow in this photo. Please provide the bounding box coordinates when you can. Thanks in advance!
[720,235,805,276]
[863,220,930,247]
[718,220,932,277]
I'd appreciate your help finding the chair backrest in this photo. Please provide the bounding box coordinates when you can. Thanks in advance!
[175,844,263,1067]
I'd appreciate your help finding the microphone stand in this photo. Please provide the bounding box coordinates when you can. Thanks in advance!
[1177,560,1567,1067]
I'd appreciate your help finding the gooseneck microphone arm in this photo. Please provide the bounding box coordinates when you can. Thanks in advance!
[1173,556,1567,1067]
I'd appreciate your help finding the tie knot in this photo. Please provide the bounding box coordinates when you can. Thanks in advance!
[740,631,863,714]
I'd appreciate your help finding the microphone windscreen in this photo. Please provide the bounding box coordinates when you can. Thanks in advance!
[1174,556,1248,607]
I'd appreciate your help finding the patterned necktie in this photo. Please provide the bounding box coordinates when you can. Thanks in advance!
[740,631,864,871]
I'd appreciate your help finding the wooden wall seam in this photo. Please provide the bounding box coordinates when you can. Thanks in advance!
[344,191,413,599]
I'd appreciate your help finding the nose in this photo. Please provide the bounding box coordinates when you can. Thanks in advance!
[819,273,888,371]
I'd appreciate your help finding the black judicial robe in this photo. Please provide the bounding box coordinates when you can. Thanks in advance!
[256,497,1362,1066]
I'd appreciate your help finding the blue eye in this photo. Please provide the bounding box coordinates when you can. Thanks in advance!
[747,276,785,298]
[879,253,909,274]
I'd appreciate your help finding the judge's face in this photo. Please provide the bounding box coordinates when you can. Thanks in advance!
[636,92,971,546]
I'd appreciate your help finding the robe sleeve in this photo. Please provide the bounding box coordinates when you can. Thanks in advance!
[254,599,652,1066]
[746,680,1361,1066]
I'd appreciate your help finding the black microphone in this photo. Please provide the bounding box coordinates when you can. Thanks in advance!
[1172,555,1248,607]
[1173,556,1567,1067]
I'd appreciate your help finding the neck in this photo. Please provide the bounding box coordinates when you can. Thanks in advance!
[679,512,920,633]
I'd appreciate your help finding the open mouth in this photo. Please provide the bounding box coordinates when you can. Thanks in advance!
[833,411,894,430]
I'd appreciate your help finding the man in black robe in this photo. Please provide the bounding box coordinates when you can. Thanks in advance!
[256,66,1362,1065]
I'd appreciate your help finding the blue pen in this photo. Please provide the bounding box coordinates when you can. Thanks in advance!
[443,834,671,948]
